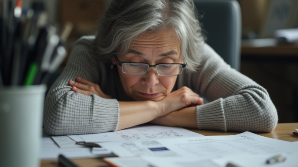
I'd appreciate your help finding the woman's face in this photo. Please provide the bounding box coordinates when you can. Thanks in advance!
[112,28,182,101]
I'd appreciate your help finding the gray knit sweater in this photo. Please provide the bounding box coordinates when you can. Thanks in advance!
[44,36,278,135]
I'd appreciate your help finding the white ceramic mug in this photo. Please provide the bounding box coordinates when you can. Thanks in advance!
[0,85,46,167]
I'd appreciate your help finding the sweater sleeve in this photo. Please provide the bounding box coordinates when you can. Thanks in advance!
[43,39,119,135]
[191,44,278,132]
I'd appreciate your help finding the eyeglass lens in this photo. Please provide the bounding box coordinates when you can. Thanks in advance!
[122,63,182,76]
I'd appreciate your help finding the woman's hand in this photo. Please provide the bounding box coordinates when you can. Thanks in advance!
[68,77,111,99]
[156,86,203,116]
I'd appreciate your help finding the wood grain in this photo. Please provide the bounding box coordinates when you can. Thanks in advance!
[241,44,298,56]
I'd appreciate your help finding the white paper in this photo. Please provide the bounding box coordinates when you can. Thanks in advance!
[142,152,298,167]
[51,136,84,148]
[68,135,84,142]
[99,132,295,158]
[39,137,98,159]
[92,147,113,155]
[142,157,222,167]
[69,125,203,143]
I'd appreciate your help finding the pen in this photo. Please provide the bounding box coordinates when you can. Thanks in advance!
[40,46,66,84]
[226,162,240,167]
[34,27,59,84]
[19,10,47,84]
[11,0,23,85]
[23,62,38,86]
[31,25,51,85]
[3,0,17,85]
[1,0,12,85]
[58,154,79,167]
[266,155,286,164]
[60,22,73,44]
[0,0,8,85]
[75,141,101,147]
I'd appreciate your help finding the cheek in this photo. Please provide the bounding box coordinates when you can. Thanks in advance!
[160,77,177,94]
[118,69,139,93]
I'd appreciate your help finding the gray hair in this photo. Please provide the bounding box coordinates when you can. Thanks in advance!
[92,0,205,71]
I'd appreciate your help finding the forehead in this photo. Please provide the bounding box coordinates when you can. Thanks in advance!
[129,28,181,53]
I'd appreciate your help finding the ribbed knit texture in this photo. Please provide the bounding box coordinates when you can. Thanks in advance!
[44,36,278,135]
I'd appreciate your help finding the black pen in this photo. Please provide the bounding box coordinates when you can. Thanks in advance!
[11,0,23,85]
[266,155,286,164]
[0,0,8,84]
[19,10,46,84]
[58,154,80,167]
[226,162,240,167]
[2,0,13,85]
[32,25,56,84]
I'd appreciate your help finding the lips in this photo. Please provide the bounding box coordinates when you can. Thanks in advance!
[138,92,159,98]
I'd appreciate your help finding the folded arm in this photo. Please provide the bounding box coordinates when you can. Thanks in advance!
[191,45,278,132]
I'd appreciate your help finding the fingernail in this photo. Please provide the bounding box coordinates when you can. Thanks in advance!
[77,77,81,80]
[73,86,77,90]
[200,98,203,101]
[70,80,74,84]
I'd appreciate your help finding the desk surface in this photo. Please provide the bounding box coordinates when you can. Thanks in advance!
[40,123,298,167]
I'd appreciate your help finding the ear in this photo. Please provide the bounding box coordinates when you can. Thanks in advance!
[111,56,117,65]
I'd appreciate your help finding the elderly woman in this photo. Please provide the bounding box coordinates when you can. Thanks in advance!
[44,0,278,135]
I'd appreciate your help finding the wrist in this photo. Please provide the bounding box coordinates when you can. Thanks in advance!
[152,100,166,117]
[146,100,161,118]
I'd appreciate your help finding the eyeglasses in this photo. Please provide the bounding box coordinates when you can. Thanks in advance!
[114,55,187,77]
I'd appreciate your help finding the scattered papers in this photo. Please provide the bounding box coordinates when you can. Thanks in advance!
[99,132,295,158]
[40,137,97,159]
[51,136,84,148]
[69,125,203,143]
[43,125,298,167]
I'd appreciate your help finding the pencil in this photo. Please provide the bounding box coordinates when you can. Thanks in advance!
[58,154,79,167]
[24,62,38,86]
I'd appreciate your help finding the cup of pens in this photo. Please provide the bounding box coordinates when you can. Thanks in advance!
[0,85,46,167]
[0,1,69,167]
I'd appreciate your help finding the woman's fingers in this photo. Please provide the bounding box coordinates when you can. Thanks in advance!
[71,85,94,96]
[76,77,111,99]
[157,86,204,116]
[69,78,112,99]
[69,80,91,91]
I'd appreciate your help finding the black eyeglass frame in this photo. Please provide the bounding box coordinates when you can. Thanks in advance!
[113,55,187,76]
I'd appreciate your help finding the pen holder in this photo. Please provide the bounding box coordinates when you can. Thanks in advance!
[0,85,46,167]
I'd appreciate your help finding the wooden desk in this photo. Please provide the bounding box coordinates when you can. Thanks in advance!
[241,44,298,62]
[241,44,298,56]
[40,123,298,167]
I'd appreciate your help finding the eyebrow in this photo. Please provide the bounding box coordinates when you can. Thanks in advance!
[126,49,178,57]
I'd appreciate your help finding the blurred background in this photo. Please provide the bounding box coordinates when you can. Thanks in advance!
[22,0,298,123]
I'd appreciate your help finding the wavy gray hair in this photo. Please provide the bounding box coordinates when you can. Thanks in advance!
[92,0,205,71]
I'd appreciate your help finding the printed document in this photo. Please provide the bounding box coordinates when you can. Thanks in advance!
[68,125,203,143]
[99,132,294,157]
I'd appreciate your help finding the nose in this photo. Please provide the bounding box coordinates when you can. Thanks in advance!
[142,67,159,88]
